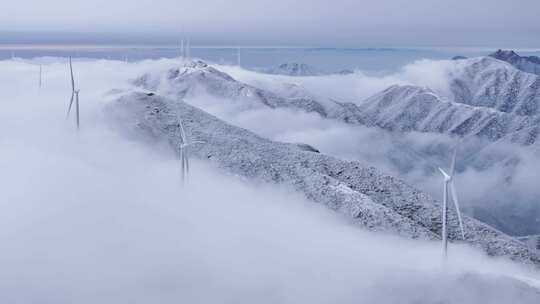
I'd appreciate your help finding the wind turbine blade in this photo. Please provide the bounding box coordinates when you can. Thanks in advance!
[66,57,76,118]
[69,57,75,92]
[66,91,75,118]
[450,148,457,177]
[438,167,450,179]
[450,182,466,240]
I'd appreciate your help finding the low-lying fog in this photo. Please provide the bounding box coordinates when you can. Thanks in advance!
[0,58,539,303]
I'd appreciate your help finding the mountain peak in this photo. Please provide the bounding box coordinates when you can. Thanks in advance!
[490,49,520,61]
[489,49,540,75]
[267,62,319,76]
[183,60,209,69]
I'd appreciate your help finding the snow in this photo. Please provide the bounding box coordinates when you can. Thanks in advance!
[136,58,540,147]
[106,91,540,266]
[127,58,540,238]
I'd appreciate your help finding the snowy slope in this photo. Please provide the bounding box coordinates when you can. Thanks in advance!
[448,57,540,116]
[106,91,540,266]
[356,56,540,144]
[133,60,335,117]
[357,84,540,144]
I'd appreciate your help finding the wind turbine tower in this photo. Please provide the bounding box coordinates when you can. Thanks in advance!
[438,148,466,260]
[39,64,42,88]
[177,115,203,185]
[180,39,185,59]
[237,47,241,66]
[186,38,191,60]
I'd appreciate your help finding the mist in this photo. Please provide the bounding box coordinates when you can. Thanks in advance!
[178,60,540,236]
[1,57,540,303]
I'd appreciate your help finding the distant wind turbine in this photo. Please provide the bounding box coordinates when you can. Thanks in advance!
[66,57,81,130]
[39,64,42,88]
[438,148,466,260]
[237,47,241,66]
[180,39,185,59]
[186,38,191,59]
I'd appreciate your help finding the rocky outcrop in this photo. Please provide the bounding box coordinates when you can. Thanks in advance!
[489,49,540,76]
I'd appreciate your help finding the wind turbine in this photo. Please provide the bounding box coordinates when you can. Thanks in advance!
[39,64,42,88]
[180,39,185,59]
[186,38,191,60]
[237,47,241,66]
[438,148,466,260]
[177,116,203,184]
[66,57,80,129]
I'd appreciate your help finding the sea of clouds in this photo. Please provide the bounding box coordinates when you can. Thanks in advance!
[0,57,539,303]
[193,60,540,236]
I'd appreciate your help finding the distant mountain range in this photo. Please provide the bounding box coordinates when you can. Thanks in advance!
[264,62,320,76]
[135,56,540,147]
[132,53,540,237]
[260,62,355,76]
[360,56,540,147]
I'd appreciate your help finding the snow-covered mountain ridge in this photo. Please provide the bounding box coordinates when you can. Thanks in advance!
[134,58,540,147]
[129,58,540,240]
[106,91,540,266]
[448,56,540,117]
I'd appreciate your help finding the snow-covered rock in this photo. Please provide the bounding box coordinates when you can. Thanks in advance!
[262,63,355,76]
[517,235,540,251]
[489,49,540,76]
[106,91,540,266]
[264,63,320,76]
[338,69,355,75]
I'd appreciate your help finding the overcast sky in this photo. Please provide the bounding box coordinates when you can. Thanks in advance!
[2,0,539,47]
